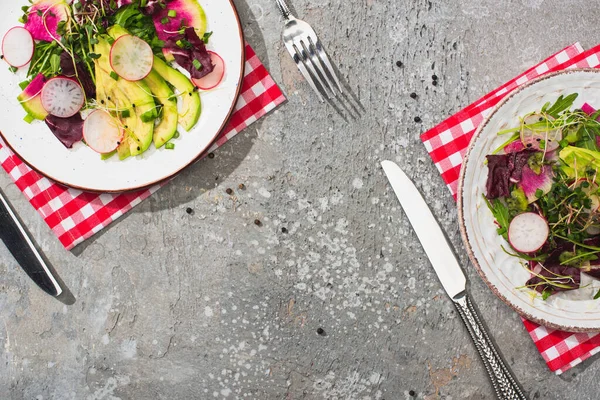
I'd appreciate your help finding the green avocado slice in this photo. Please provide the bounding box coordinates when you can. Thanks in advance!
[107,24,200,137]
[143,70,178,148]
[152,56,202,132]
[94,36,155,159]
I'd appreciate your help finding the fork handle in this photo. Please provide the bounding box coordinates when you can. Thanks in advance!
[274,0,293,20]
[453,293,527,400]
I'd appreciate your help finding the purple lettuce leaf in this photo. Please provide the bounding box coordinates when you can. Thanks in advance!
[485,150,535,199]
[165,28,214,80]
[525,265,580,295]
[45,114,84,149]
[60,52,96,100]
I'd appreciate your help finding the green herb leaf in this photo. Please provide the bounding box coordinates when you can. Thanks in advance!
[23,114,35,124]
[165,142,175,150]
[110,71,119,81]
[140,109,157,123]
[202,31,213,44]
[594,289,600,300]
[544,93,578,119]
[18,79,31,91]
[483,196,510,240]
[542,288,552,300]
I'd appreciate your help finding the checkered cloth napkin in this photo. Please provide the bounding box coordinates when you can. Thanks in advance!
[0,43,286,250]
[421,43,600,374]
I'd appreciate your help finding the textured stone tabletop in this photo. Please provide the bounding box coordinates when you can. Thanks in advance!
[2,0,600,399]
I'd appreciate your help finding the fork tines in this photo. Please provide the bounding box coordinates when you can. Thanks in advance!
[283,21,343,103]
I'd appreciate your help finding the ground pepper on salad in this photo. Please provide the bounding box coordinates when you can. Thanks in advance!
[484,93,600,300]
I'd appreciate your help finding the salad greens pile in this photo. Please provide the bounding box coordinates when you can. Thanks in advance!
[4,0,222,159]
[484,93,600,300]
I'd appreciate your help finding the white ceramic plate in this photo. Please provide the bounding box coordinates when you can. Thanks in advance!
[458,69,600,332]
[0,0,244,192]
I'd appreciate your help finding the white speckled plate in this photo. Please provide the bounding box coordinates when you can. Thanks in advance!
[458,69,600,332]
[0,0,244,192]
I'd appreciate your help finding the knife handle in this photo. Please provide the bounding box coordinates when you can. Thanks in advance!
[453,293,527,400]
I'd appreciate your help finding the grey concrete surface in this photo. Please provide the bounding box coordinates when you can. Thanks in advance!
[2,0,600,399]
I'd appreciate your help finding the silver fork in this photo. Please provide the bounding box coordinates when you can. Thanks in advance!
[275,0,343,102]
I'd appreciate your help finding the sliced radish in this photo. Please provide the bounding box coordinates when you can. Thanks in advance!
[508,212,549,253]
[41,77,85,118]
[521,113,561,152]
[192,51,225,90]
[2,27,34,67]
[83,110,123,154]
[110,35,153,81]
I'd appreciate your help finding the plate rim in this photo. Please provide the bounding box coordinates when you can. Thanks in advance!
[457,67,600,333]
[0,0,246,193]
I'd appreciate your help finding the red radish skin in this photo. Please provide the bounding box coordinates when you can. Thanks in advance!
[24,0,69,42]
[110,35,153,81]
[192,51,225,90]
[508,212,549,253]
[83,110,123,154]
[41,77,85,118]
[2,27,35,67]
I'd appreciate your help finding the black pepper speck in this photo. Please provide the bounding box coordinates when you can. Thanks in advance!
[410,92,417,99]
[432,80,438,86]
[281,227,288,233]
[186,207,193,215]
[254,219,262,226]
[317,328,326,336]
[208,153,215,159]
[238,183,245,190]
[409,390,416,397]
[414,116,422,123]
[226,188,233,195]
[432,74,438,81]
[395,61,403,68]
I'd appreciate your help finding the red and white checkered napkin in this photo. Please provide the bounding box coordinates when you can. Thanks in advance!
[420,43,600,374]
[0,43,286,250]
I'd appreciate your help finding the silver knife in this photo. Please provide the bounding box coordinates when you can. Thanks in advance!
[0,188,62,297]
[382,160,527,400]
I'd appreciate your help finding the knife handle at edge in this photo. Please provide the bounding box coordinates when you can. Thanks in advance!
[453,293,527,400]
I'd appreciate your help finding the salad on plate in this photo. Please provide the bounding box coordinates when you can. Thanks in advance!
[483,93,600,300]
[1,0,225,160]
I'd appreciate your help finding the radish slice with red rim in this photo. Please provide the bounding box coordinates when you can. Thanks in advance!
[41,77,85,118]
[508,212,549,253]
[521,113,561,152]
[192,51,225,90]
[83,110,123,154]
[110,35,154,81]
[2,27,34,67]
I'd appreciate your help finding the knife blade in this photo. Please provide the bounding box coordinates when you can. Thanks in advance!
[0,189,62,297]
[382,160,526,400]
[381,160,465,299]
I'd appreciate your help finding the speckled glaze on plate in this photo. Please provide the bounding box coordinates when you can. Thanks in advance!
[0,0,244,192]
[458,69,600,332]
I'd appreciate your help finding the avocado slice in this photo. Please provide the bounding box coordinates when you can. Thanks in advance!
[143,70,178,148]
[107,24,200,136]
[94,37,155,159]
[152,56,202,132]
